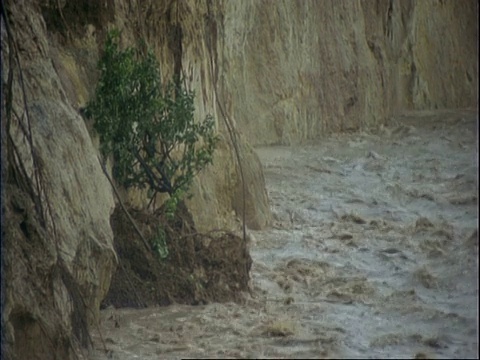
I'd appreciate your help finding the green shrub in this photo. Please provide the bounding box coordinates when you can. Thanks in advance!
[85,30,218,211]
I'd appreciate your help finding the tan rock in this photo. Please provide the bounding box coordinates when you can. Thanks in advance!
[3,1,116,358]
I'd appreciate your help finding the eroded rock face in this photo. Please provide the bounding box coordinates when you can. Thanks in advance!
[2,1,116,358]
[222,0,478,145]
[185,134,271,232]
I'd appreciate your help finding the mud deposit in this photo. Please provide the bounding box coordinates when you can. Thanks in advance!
[102,203,251,309]
[91,110,478,359]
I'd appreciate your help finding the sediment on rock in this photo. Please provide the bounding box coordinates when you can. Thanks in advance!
[102,202,252,309]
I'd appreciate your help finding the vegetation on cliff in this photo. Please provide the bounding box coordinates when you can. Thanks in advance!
[85,30,218,216]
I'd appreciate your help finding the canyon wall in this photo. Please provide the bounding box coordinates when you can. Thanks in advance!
[1,0,476,359]
[222,0,478,145]
[2,1,117,358]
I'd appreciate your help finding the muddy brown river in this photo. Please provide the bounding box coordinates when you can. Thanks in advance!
[90,110,478,359]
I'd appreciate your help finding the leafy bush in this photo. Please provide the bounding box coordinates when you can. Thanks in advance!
[85,30,218,210]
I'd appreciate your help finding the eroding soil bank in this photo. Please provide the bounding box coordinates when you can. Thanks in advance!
[102,202,251,309]
[91,110,478,359]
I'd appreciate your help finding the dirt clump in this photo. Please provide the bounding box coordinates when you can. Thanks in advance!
[102,202,251,309]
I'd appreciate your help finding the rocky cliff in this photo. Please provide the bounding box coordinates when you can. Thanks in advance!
[222,0,477,145]
[1,0,477,359]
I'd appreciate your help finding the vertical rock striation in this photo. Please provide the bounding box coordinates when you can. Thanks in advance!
[2,1,116,358]
[222,0,477,145]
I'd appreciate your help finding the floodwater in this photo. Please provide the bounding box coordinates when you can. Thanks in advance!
[91,110,478,359]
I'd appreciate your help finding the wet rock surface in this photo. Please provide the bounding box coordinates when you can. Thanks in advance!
[91,110,478,359]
